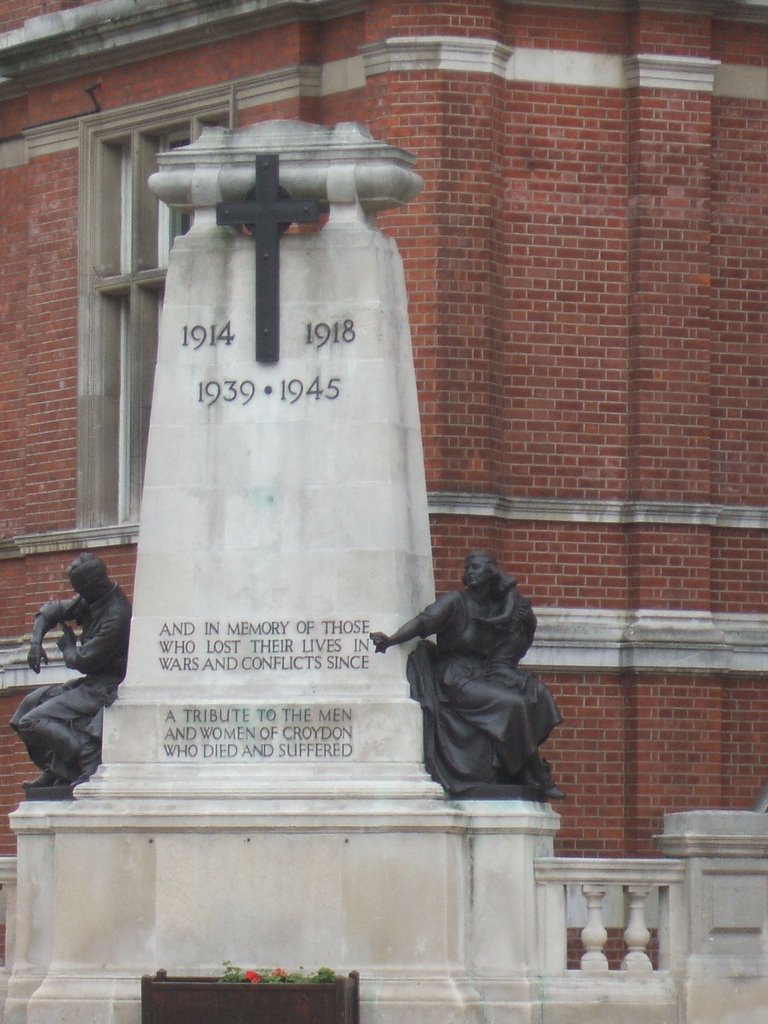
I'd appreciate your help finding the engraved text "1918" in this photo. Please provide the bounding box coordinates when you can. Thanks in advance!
[305,319,355,348]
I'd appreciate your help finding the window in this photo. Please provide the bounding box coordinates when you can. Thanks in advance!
[78,95,232,527]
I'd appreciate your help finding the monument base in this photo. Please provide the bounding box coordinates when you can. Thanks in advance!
[7,796,559,1024]
[658,811,768,1024]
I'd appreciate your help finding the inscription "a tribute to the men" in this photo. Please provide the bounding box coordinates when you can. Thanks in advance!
[161,703,354,762]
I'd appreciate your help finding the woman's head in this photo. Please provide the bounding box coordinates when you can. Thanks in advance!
[462,550,518,597]
[463,550,502,590]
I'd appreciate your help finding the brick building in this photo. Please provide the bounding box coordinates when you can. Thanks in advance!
[1,0,767,859]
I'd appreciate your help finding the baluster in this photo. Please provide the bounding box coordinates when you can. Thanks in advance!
[580,884,609,972]
[621,884,653,973]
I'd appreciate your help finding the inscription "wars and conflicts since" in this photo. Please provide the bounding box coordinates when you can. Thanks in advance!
[162,704,354,762]
[157,618,371,674]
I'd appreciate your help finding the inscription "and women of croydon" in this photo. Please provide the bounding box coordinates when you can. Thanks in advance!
[158,618,371,673]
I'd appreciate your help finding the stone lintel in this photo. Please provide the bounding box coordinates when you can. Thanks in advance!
[4,490,768,562]
[428,491,768,529]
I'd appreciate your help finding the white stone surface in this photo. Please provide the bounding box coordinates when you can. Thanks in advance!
[87,121,436,798]
[7,799,561,1024]
[658,811,768,1024]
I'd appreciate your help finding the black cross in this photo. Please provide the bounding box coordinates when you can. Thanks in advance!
[216,154,320,363]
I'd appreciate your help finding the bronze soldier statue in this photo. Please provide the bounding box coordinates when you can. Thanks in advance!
[11,552,131,789]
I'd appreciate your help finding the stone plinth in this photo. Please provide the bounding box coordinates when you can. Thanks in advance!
[658,810,768,1024]
[8,800,560,1024]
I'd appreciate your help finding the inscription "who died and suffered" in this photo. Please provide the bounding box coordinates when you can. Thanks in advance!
[162,704,354,762]
[157,618,370,673]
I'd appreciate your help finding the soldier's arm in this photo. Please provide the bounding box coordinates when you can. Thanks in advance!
[27,598,82,674]
[61,603,130,675]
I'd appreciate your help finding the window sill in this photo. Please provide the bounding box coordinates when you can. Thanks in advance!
[0,523,139,560]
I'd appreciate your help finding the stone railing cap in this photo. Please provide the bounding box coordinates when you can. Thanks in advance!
[658,810,768,857]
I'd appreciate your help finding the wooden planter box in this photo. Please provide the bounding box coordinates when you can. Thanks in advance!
[141,969,359,1024]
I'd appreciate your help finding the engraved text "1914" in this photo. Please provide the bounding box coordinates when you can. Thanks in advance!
[182,322,235,348]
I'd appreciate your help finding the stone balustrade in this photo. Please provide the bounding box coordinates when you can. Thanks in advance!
[535,856,686,974]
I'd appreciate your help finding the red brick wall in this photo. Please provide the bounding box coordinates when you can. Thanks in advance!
[627,81,713,505]
[430,514,629,607]
[711,531,768,613]
[722,677,768,811]
[0,692,34,856]
[0,163,28,547]
[24,150,80,535]
[2,0,768,858]
[545,672,629,857]
[629,9,712,57]
[365,0,503,39]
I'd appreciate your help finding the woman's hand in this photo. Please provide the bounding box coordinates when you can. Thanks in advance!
[369,632,391,654]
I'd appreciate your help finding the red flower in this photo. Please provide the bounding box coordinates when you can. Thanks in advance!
[270,968,289,981]
[245,971,262,985]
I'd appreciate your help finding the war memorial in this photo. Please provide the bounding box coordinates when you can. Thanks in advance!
[2,3,768,1024]
[0,117,761,1024]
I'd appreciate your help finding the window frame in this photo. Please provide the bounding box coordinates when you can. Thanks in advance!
[77,87,234,528]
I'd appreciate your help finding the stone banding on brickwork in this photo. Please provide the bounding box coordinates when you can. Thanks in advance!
[0,0,366,85]
[3,606,767,686]
[3,0,768,97]
[428,492,768,530]
[11,46,768,164]
[5,489,768,563]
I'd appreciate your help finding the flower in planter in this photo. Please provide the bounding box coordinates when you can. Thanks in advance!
[221,962,336,985]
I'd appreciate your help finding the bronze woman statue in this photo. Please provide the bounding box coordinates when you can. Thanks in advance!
[371,551,564,800]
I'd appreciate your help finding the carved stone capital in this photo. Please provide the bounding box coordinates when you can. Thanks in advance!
[149,121,423,223]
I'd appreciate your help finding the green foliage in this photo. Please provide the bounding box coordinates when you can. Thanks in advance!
[219,963,337,985]
[220,961,247,983]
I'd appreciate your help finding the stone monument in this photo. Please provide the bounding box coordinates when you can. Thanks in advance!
[7,122,559,1024]
[87,121,440,803]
